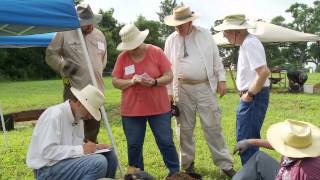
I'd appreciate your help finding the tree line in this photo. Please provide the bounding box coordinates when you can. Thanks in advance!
[0,0,319,80]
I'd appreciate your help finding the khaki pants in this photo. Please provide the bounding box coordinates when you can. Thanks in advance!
[64,84,100,143]
[176,82,233,170]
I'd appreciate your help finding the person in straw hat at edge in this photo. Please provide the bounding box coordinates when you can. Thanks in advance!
[233,119,320,180]
[214,14,271,165]
[112,24,180,178]
[45,4,107,144]
[26,85,118,180]
[164,5,236,178]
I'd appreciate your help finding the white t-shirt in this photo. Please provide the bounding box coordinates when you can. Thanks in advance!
[236,34,270,91]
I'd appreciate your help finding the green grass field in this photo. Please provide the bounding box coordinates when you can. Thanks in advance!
[0,73,320,180]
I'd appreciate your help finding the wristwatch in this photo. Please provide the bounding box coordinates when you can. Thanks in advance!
[247,91,255,98]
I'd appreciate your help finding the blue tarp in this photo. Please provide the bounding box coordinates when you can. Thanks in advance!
[0,0,80,36]
[0,33,55,48]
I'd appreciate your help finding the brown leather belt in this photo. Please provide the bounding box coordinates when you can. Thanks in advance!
[178,78,208,85]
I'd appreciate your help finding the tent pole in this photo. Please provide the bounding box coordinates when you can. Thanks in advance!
[76,29,124,177]
[0,103,8,147]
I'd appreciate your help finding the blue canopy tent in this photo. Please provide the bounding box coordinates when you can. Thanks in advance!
[0,33,55,48]
[0,0,123,176]
[0,0,80,36]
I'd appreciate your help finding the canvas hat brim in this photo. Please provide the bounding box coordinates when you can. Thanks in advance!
[214,21,255,31]
[267,121,320,158]
[70,87,101,121]
[79,14,102,26]
[117,29,149,51]
[164,13,199,26]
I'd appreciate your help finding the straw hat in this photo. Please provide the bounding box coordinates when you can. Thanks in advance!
[164,5,199,26]
[214,14,255,31]
[117,24,149,51]
[71,84,105,121]
[76,4,102,26]
[267,119,320,158]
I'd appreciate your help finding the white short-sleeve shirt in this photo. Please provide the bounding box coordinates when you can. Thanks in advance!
[236,34,270,91]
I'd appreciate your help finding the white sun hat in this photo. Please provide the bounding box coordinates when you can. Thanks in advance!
[71,84,105,121]
[267,119,320,158]
[164,5,199,26]
[214,14,255,31]
[117,24,149,51]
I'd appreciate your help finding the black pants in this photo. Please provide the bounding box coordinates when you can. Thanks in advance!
[64,83,100,143]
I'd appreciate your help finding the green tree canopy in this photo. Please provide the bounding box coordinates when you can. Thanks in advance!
[98,8,122,73]
[157,0,178,40]
[284,1,320,68]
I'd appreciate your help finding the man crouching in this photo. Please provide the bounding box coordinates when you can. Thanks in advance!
[26,84,117,180]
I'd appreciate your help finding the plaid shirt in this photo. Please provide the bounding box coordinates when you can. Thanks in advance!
[276,156,320,180]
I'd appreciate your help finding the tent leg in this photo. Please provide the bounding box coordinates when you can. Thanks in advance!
[77,29,124,177]
[228,66,237,90]
[0,103,8,147]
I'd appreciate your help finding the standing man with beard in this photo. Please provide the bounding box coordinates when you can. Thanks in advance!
[26,85,117,180]
[46,4,107,143]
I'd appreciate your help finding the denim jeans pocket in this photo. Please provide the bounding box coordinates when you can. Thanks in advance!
[238,99,253,114]
[240,98,253,105]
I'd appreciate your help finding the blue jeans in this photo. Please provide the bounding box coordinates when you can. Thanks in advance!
[122,112,179,176]
[236,87,269,165]
[36,151,118,180]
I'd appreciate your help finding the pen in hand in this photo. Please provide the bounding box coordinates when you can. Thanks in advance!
[83,140,96,154]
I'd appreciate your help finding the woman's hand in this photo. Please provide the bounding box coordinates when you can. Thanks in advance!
[131,74,142,84]
[139,73,155,87]
[140,78,155,87]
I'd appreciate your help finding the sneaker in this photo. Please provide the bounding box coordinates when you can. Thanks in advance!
[184,162,195,173]
[222,168,236,178]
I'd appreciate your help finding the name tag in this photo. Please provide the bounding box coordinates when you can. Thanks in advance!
[97,41,105,50]
[124,65,135,75]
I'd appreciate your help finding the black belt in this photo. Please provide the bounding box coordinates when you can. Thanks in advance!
[239,90,248,97]
[239,87,269,97]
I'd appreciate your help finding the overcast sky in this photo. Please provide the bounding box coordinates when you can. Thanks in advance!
[84,0,315,28]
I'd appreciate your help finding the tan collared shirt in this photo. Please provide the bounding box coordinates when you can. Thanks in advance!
[46,28,107,93]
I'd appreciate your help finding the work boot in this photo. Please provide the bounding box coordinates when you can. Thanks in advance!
[222,168,236,178]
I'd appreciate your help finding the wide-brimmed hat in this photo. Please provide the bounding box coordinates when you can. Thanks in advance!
[117,24,149,51]
[164,5,199,26]
[267,119,320,158]
[71,84,105,121]
[214,14,255,31]
[76,4,102,26]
